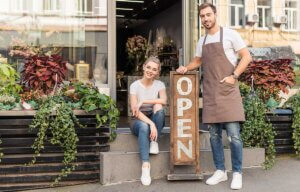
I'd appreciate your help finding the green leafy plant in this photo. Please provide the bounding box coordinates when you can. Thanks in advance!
[284,93,300,156]
[29,96,83,185]
[240,59,295,102]
[0,94,17,110]
[70,82,120,141]
[240,83,276,169]
[0,63,22,96]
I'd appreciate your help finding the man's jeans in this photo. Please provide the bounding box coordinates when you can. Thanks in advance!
[130,109,165,162]
[209,122,243,173]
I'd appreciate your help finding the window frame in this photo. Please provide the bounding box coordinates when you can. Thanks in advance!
[257,4,272,29]
[283,1,298,32]
[229,0,245,28]
[43,0,60,14]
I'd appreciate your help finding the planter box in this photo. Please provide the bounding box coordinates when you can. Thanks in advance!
[267,109,294,154]
[0,110,110,191]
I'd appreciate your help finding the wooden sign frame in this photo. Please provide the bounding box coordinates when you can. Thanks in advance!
[168,71,202,180]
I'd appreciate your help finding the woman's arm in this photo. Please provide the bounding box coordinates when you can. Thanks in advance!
[130,94,155,124]
[130,94,157,140]
[140,88,167,106]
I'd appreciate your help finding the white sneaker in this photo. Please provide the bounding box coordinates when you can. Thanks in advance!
[206,170,228,185]
[141,163,151,186]
[231,172,242,190]
[149,141,159,154]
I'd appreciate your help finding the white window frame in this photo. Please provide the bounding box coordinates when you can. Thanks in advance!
[43,0,60,13]
[10,0,24,12]
[283,1,298,32]
[229,0,244,28]
[77,0,93,15]
[257,4,272,29]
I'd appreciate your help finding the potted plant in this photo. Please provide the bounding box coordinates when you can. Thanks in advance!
[126,35,147,74]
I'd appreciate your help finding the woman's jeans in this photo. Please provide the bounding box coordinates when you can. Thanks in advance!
[130,109,165,162]
[209,122,243,173]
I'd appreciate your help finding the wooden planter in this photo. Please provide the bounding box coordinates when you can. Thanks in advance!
[0,110,110,191]
[267,111,294,154]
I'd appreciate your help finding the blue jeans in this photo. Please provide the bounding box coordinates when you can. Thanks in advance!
[130,109,165,162]
[209,122,243,173]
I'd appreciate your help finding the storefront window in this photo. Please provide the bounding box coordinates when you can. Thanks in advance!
[0,0,108,85]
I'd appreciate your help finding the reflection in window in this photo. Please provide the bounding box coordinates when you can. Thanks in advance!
[43,0,60,13]
[229,0,244,27]
[0,0,108,85]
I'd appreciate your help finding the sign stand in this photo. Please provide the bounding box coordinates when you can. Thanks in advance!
[167,71,203,181]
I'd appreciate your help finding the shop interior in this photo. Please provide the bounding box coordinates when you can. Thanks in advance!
[116,0,182,118]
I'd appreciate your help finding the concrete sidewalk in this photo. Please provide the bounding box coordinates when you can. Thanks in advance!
[26,155,300,192]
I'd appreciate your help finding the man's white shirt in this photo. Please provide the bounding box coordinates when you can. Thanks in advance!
[195,27,246,67]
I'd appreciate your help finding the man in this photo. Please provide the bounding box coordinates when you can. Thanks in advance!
[176,3,252,190]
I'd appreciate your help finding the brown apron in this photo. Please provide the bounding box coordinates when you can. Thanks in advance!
[201,27,245,123]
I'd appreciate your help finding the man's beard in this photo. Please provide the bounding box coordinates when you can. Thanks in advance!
[203,19,216,30]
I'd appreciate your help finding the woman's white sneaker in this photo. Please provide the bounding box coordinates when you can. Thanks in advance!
[149,141,159,154]
[140,163,151,186]
[206,170,228,185]
[231,172,242,190]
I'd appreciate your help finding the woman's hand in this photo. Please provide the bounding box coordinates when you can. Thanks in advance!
[132,100,143,117]
[149,123,157,141]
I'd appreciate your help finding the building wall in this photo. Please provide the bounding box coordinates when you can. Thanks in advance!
[199,0,300,54]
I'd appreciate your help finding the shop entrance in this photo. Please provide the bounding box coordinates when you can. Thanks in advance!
[115,0,183,125]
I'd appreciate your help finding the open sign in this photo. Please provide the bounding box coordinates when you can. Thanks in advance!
[170,71,200,169]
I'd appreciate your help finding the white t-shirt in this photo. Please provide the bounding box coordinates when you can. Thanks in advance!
[195,27,246,67]
[130,80,166,112]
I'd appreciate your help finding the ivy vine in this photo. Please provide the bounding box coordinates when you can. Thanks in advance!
[284,93,300,156]
[72,83,120,141]
[29,96,83,185]
[240,83,276,169]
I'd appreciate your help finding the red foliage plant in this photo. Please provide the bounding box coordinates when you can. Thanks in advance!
[240,59,295,100]
[22,54,67,94]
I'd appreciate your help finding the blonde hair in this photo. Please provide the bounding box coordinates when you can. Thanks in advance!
[143,56,161,71]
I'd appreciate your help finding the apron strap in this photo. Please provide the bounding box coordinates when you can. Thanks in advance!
[203,33,208,47]
[220,27,223,44]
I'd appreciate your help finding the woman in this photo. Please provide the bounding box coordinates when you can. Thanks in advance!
[130,56,167,186]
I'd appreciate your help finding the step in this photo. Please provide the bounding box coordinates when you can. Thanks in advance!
[275,145,295,154]
[110,129,229,152]
[100,147,265,185]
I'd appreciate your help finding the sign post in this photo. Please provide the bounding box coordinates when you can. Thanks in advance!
[167,71,203,180]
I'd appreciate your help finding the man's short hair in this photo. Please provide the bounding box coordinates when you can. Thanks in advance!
[199,3,217,14]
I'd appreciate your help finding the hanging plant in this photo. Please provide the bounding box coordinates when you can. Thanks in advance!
[240,83,276,169]
[284,93,300,156]
[63,82,120,141]
[22,54,67,94]
[29,96,83,185]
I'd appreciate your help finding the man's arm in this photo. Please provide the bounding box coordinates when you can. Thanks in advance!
[233,47,252,77]
[176,56,202,74]
[220,47,252,84]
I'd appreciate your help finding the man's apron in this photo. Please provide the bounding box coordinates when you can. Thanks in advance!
[201,27,245,123]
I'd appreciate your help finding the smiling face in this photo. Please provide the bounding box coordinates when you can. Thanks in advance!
[143,61,160,80]
[199,6,217,30]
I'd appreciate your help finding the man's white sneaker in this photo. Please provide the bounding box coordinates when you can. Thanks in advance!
[149,141,159,154]
[140,163,151,186]
[231,172,242,190]
[206,170,228,185]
